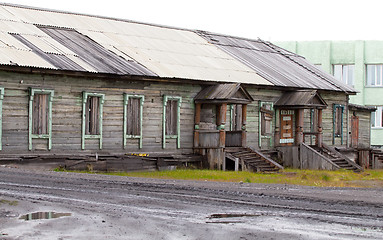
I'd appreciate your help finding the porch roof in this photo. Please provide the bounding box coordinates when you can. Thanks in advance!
[194,83,253,104]
[274,90,327,109]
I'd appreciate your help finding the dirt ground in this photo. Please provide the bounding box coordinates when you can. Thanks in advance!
[0,165,383,240]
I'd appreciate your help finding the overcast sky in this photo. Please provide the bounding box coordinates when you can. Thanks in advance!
[3,0,383,41]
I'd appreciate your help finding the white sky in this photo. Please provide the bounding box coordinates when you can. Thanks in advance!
[2,0,383,41]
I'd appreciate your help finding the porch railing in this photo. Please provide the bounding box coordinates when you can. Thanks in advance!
[225,131,242,147]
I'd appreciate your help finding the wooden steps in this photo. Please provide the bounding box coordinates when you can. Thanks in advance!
[226,147,283,173]
[311,144,363,172]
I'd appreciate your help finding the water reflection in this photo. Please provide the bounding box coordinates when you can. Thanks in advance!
[19,212,71,221]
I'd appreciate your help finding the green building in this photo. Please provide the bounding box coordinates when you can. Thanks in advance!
[274,41,383,147]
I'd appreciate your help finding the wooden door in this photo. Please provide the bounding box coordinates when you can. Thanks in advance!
[280,110,294,146]
[351,115,359,148]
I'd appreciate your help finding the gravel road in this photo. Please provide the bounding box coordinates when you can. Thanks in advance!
[0,166,382,240]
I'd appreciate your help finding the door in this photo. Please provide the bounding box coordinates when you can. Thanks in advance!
[280,110,294,146]
[351,115,359,148]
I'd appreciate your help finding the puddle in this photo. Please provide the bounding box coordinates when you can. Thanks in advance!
[19,212,71,221]
[207,213,263,224]
[208,213,262,219]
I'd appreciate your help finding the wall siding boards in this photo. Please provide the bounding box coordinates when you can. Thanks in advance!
[0,71,201,154]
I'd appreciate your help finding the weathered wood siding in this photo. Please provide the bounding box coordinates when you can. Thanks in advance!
[0,71,200,154]
[246,88,282,149]
[349,109,371,148]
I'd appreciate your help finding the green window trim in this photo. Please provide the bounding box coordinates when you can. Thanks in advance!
[259,101,273,147]
[162,95,182,149]
[82,92,105,150]
[0,88,4,150]
[123,94,144,149]
[333,104,344,144]
[28,88,54,151]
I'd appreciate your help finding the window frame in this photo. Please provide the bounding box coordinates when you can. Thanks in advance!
[229,104,243,131]
[28,88,54,150]
[366,64,383,87]
[81,91,105,150]
[333,104,344,144]
[371,106,383,128]
[332,64,354,86]
[162,95,182,149]
[258,101,273,147]
[123,94,144,149]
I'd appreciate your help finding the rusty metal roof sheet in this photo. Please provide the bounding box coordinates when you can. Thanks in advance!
[274,90,327,109]
[197,32,357,93]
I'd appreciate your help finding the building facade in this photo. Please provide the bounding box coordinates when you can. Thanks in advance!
[274,41,383,147]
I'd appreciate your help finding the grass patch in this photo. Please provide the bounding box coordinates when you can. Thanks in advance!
[0,199,18,206]
[56,168,383,188]
[107,169,383,188]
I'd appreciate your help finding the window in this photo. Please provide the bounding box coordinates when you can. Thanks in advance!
[28,88,54,150]
[261,104,273,135]
[162,96,181,148]
[366,64,383,86]
[230,104,242,131]
[333,64,354,86]
[259,102,273,147]
[123,94,144,148]
[333,104,344,144]
[371,106,383,128]
[82,92,104,150]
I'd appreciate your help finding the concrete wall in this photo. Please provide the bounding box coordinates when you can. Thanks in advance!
[275,40,382,146]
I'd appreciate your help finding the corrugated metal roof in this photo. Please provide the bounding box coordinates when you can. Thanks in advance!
[197,32,357,93]
[0,3,357,93]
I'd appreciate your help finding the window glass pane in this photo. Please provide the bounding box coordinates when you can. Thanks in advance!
[371,111,376,127]
[367,65,376,86]
[342,66,348,84]
[333,65,342,81]
[377,66,382,86]
[377,107,382,128]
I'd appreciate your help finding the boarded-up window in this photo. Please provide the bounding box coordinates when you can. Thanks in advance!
[32,94,49,135]
[85,96,100,135]
[166,100,178,135]
[126,97,141,136]
[231,104,242,131]
[261,104,273,136]
[335,106,343,136]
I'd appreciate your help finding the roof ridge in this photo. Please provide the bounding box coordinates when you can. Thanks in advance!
[0,2,194,33]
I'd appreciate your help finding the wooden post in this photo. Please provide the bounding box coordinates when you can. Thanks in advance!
[295,109,304,145]
[241,104,247,147]
[316,108,323,147]
[194,103,201,151]
[274,109,280,147]
[217,103,227,148]
[217,103,227,170]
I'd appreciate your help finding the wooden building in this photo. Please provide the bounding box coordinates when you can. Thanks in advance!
[0,3,371,171]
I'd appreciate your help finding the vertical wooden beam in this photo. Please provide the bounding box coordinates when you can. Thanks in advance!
[217,103,227,170]
[274,109,280,147]
[194,103,201,150]
[295,109,304,145]
[316,108,323,148]
[241,104,247,147]
[217,103,227,148]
